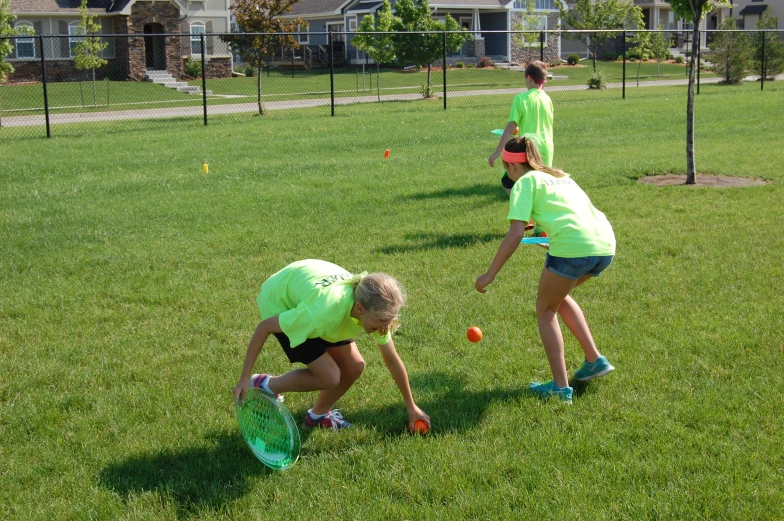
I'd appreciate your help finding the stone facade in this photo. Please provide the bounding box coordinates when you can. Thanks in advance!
[127,2,183,80]
[509,12,561,65]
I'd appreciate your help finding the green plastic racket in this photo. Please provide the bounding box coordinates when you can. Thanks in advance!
[491,129,521,137]
[236,388,301,470]
[521,237,549,245]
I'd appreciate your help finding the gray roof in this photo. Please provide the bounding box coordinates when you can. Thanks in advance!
[291,0,507,16]
[10,0,128,13]
[289,0,348,16]
[738,5,767,16]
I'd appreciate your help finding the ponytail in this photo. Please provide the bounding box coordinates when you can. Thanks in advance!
[504,136,568,179]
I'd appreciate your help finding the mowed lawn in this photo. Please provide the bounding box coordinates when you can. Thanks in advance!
[0,82,782,520]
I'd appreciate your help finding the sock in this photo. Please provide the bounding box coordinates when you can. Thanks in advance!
[308,409,327,420]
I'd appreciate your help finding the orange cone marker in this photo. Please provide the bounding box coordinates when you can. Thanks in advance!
[384,149,390,159]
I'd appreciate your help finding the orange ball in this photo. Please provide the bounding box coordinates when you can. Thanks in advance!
[467,326,483,343]
[412,419,429,434]
[514,126,520,135]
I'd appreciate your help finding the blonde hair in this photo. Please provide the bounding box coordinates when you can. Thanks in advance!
[504,136,569,179]
[350,272,406,332]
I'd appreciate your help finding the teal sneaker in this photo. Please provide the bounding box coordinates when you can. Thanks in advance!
[528,380,573,403]
[574,356,615,381]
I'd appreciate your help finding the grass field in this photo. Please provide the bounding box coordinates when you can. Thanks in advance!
[1,82,783,520]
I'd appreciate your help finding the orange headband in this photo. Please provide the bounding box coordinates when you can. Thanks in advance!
[502,150,527,164]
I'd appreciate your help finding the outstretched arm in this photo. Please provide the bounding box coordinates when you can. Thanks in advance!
[488,121,519,167]
[378,339,430,430]
[233,316,282,405]
[476,219,526,292]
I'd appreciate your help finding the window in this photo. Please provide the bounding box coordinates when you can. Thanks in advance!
[514,0,555,10]
[69,21,84,58]
[191,23,205,56]
[15,21,36,59]
[348,18,357,32]
[298,24,309,44]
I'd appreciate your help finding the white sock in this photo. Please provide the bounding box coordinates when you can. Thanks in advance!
[308,409,327,420]
[260,375,274,394]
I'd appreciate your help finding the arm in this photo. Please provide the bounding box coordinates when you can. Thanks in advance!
[233,315,282,405]
[488,121,519,167]
[475,220,526,293]
[378,339,430,429]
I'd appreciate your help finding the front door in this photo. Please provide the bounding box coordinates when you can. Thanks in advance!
[143,23,166,70]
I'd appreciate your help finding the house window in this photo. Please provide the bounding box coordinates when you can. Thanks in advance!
[15,21,36,59]
[191,23,206,56]
[348,18,357,32]
[298,24,309,44]
[68,21,85,58]
[514,0,555,10]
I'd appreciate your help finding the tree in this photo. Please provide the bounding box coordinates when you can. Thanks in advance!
[352,0,397,101]
[73,0,108,107]
[750,12,784,79]
[1,0,31,126]
[391,0,470,98]
[649,24,673,77]
[663,0,731,184]
[628,30,652,86]
[709,17,751,84]
[557,0,643,72]
[512,0,545,64]
[221,0,306,115]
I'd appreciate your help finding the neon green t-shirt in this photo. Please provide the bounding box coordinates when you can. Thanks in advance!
[508,88,554,167]
[256,259,391,348]
[508,171,615,258]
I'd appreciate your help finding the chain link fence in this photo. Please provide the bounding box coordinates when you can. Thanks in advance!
[1,29,782,139]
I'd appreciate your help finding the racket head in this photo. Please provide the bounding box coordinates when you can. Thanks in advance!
[236,388,301,470]
[521,237,550,245]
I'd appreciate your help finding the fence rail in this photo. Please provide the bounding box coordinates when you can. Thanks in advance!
[1,29,781,139]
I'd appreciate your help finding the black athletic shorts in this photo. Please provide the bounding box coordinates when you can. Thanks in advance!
[273,333,354,365]
[501,172,516,189]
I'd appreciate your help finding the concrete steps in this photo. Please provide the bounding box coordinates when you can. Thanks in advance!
[144,69,212,95]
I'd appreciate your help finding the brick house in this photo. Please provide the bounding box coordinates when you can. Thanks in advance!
[5,0,233,83]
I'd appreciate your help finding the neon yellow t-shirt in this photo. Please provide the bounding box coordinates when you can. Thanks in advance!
[508,88,554,167]
[508,171,615,258]
[256,259,391,348]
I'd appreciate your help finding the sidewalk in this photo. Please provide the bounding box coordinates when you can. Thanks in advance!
[0,75,749,128]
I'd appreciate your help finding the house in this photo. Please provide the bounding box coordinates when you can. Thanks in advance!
[281,0,564,66]
[5,0,233,83]
[713,0,781,30]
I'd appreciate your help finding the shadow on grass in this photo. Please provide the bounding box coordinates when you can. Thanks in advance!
[344,371,542,436]
[406,183,509,202]
[98,429,272,515]
[375,232,504,254]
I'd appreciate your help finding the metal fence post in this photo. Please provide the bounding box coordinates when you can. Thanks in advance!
[540,31,544,62]
[761,30,766,91]
[201,34,208,126]
[622,31,626,100]
[443,31,447,110]
[39,35,51,138]
[329,31,335,117]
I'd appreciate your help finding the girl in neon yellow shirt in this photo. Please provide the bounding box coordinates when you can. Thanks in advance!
[475,138,616,403]
[233,259,430,431]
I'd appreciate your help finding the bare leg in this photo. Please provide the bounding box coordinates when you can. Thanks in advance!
[557,281,601,364]
[311,342,366,415]
[536,268,582,388]
[266,353,341,394]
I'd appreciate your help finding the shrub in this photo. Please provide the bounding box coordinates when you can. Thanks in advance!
[455,61,465,68]
[184,58,202,78]
[244,66,256,77]
[587,70,607,90]
[477,56,494,68]
[567,54,580,66]
[603,51,618,61]
[675,55,684,64]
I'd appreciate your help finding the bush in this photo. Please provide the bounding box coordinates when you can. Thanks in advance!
[184,58,202,78]
[587,71,607,90]
[603,51,618,61]
[244,66,256,77]
[455,62,465,68]
[477,56,494,68]
[567,54,580,66]
[675,55,684,64]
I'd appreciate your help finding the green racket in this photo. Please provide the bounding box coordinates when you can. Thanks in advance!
[236,388,301,470]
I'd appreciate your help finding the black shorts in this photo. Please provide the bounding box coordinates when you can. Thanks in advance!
[501,172,516,189]
[273,333,354,365]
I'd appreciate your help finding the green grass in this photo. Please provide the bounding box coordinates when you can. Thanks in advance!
[1,82,783,520]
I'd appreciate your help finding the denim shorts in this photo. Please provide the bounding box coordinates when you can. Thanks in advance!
[545,254,614,280]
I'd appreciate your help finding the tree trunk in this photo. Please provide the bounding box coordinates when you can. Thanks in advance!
[257,64,264,115]
[426,63,432,98]
[91,69,97,107]
[377,62,380,102]
[685,20,700,185]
